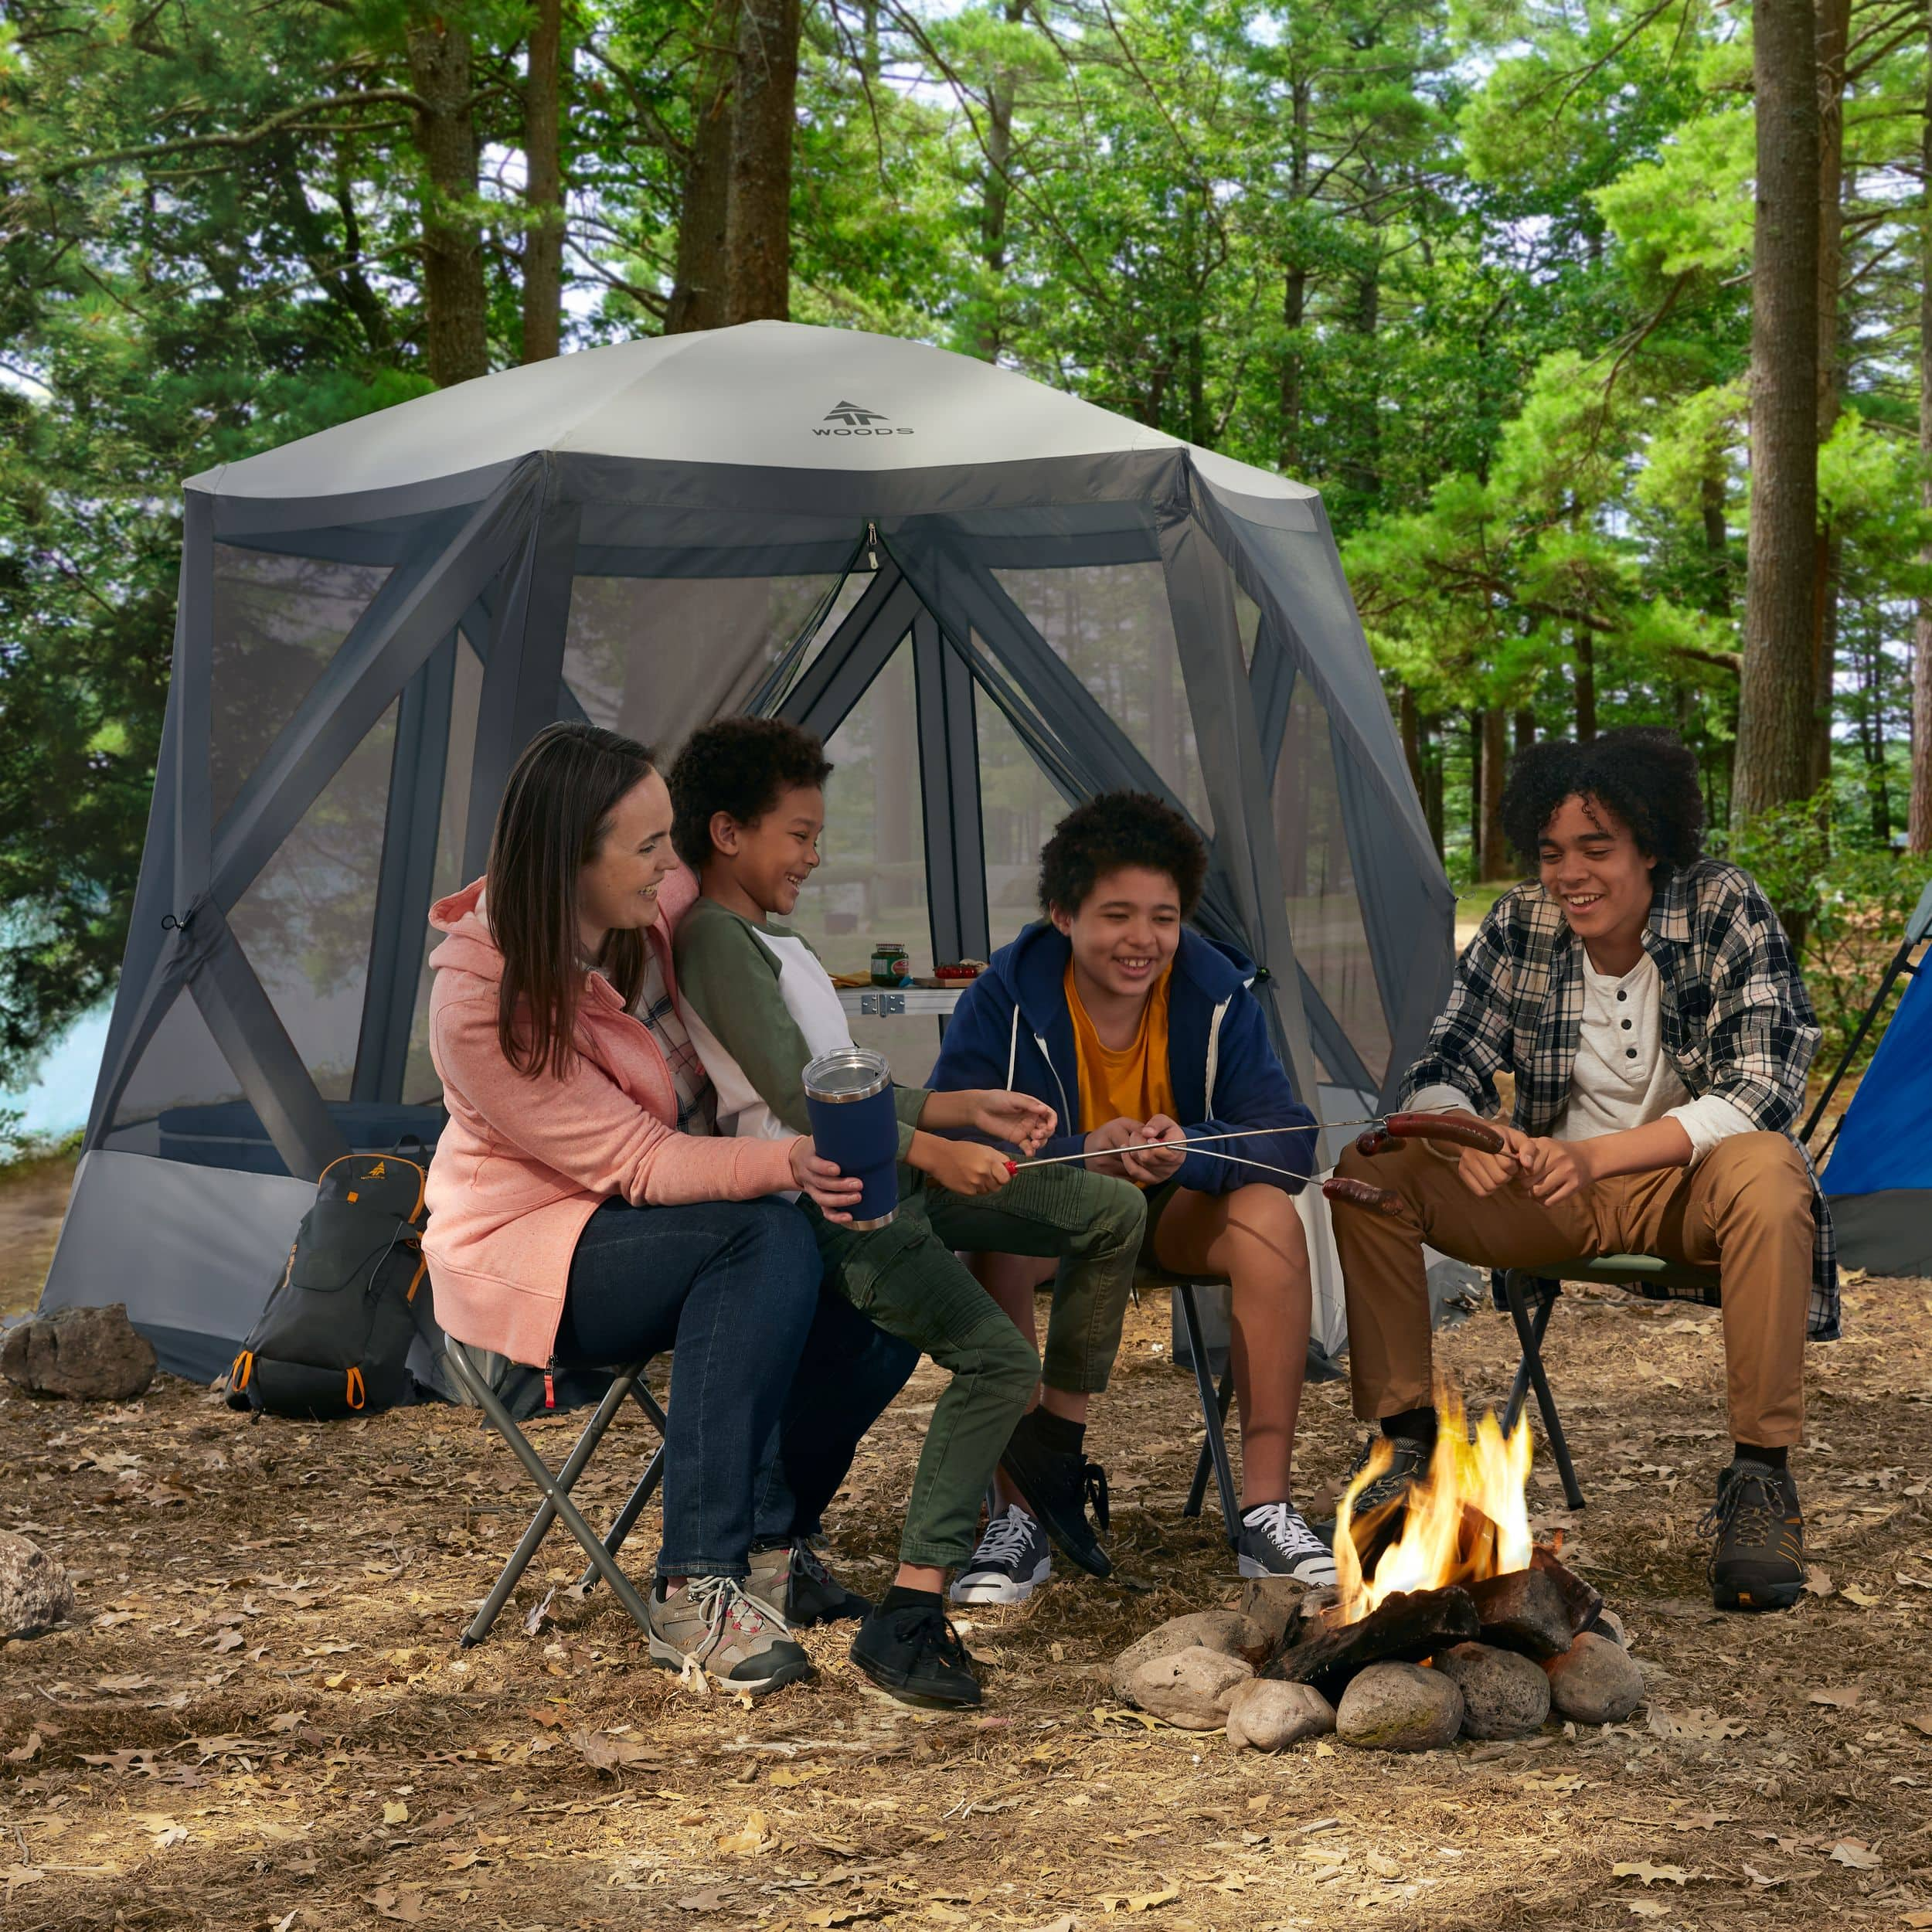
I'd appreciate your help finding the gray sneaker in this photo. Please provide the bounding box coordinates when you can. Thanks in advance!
[950,1505,1053,1605]
[1236,1502,1338,1585]
[648,1575,815,1696]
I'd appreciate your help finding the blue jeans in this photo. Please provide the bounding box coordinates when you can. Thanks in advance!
[556,1197,916,1580]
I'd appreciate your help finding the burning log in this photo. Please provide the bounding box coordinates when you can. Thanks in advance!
[1267,1584,1481,1702]
[1464,1569,1574,1661]
[1530,1543,1604,1637]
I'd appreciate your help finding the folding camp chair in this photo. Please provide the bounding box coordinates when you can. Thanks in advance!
[1144,1272,1241,1546]
[1496,1253,1722,1512]
[440,1344,670,1648]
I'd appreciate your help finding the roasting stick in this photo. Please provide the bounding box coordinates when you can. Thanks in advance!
[1002,1118,1386,1173]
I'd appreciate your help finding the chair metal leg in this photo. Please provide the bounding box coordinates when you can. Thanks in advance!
[576,1444,666,1594]
[1185,1372,1235,1520]
[1176,1282,1241,1546]
[1500,1273,1585,1510]
[444,1349,657,1643]
[1502,1289,1558,1437]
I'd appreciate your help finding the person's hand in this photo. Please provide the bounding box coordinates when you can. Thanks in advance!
[1121,1114,1187,1186]
[1082,1116,1144,1180]
[921,1137,1016,1198]
[789,1139,865,1221]
[1523,1135,1597,1206]
[967,1090,1056,1155]
[1455,1121,1537,1199]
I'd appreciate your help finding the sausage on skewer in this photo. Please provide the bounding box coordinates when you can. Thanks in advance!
[1321,1176,1403,1216]
[1356,1110,1507,1158]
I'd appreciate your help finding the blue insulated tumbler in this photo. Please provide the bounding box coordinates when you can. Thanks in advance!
[802,1047,900,1230]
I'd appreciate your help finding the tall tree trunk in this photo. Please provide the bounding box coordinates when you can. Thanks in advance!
[1733,0,1822,825]
[971,0,1026,363]
[1575,632,1597,743]
[1702,462,1731,618]
[1467,712,1482,867]
[667,5,738,335]
[725,0,800,322]
[521,0,566,363]
[1513,708,1536,756]
[1278,80,1311,474]
[407,17,490,386]
[1421,713,1445,860]
[1400,685,1422,799]
[1342,243,1382,504]
[1807,0,1850,795]
[1912,37,1932,853]
[1480,706,1508,879]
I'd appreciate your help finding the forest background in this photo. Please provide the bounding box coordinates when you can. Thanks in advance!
[2,0,1931,1112]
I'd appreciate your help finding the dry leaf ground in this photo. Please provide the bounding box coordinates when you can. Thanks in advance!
[4,1162,1931,1931]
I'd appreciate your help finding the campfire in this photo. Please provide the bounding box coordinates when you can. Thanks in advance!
[1334,1387,1532,1621]
[1108,1379,1647,1753]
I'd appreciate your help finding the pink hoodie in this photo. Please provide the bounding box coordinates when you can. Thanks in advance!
[420,872,798,1366]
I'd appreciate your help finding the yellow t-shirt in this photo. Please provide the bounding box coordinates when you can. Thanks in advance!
[1066,958,1177,1163]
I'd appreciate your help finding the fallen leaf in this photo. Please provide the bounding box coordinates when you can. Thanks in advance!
[1741,1864,1790,1889]
[1803,1566,1834,1597]
[1844,1586,1883,1607]
[210,1628,243,1654]
[94,1674,155,1692]
[1828,1841,1882,1870]
[1651,1708,1747,1743]
[676,1888,735,1912]
[1808,1687,1862,1709]
[524,1705,567,1728]
[382,1801,409,1825]
[569,1728,660,1773]
[1104,1876,1180,1913]
[1896,1573,1932,1590]
[151,1825,187,1849]
[714,1809,772,1858]
[1627,1904,1669,1921]
[4,1733,43,1764]
[1901,1914,1932,1929]
[1906,1713,1932,1737]
[1613,1862,1695,1886]
[267,1711,307,1733]
[366,1886,427,1923]
[1025,1920,1077,1932]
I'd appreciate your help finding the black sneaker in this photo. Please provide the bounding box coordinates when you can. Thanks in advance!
[1701,1459,1807,1611]
[997,1411,1112,1578]
[1236,1502,1339,1585]
[950,1505,1053,1605]
[849,1602,983,1708]
[1341,1431,1434,1519]
[747,1539,871,1628]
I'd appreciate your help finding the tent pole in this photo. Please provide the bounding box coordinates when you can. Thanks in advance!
[912,608,989,964]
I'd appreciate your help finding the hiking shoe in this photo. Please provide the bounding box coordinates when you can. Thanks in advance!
[1236,1502,1339,1585]
[647,1576,815,1696]
[746,1541,872,1628]
[950,1505,1053,1605]
[849,1601,983,1708]
[997,1411,1112,1578]
[1701,1459,1807,1612]
[1340,1431,1434,1520]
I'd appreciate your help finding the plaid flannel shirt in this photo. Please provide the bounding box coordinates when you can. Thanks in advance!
[1400,859,1838,1341]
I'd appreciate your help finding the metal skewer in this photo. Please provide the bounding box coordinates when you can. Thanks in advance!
[1005,1117,1387,1172]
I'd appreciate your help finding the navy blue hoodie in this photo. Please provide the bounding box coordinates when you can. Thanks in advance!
[930,922,1318,1195]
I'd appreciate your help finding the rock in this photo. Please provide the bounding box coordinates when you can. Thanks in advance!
[0,1533,76,1640]
[1587,1607,1628,1648]
[1434,1641,1551,1740]
[1336,1661,1464,1753]
[1123,1646,1253,1730]
[1110,1611,1272,1699]
[2,1304,157,1402]
[1236,1577,1309,1649]
[1544,1631,1645,1724]
[1464,1569,1574,1661]
[1224,1678,1335,1752]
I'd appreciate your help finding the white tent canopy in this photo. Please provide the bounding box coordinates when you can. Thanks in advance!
[47,320,1454,1378]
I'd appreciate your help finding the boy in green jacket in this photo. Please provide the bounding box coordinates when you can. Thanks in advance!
[669,717,1145,1709]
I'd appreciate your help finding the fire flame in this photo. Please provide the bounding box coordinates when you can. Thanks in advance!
[1334,1385,1533,1622]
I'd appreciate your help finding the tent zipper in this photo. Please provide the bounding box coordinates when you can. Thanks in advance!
[866,522,879,570]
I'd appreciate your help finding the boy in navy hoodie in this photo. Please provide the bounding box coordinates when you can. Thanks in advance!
[930,791,1338,1598]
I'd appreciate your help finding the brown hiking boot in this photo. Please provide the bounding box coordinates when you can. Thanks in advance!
[647,1575,815,1696]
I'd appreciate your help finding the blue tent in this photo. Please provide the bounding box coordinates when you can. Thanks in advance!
[1822,881,1932,1277]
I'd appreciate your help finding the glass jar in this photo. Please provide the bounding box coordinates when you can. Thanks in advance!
[869,940,911,987]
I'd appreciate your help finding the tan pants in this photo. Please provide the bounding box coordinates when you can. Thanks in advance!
[1332,1131,1815,1448]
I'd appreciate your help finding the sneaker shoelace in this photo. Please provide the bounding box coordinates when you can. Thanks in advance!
[968,1509,1039,1573]
[687,1574,778,1656]
[897,1604,971,1669]
[792,1542,838,1590]
[1083,1460,1111,1536]
[1698,1468,1787,1549]
[1245,1502,1328,1562]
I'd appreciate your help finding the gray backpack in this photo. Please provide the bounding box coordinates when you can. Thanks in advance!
[226,1153,434,1419]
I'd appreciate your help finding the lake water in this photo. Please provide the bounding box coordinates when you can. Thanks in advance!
[2,1004,110,1139]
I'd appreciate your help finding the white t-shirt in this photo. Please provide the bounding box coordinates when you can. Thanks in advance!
[1413,948,1752,1164]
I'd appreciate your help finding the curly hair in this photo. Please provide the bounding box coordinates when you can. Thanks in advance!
[1501,727,1706,872]
[1038,791,1209,919]
[668,716,834,869]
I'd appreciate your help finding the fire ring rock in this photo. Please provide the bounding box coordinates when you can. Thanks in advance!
[1122,1645,1253,1730]
[2,1304,157,1402]
[1336,1662,1464,1752]
[1434,1641,1551,1740]
[1544,1631,1646,1724]
[0,1532,77,1641]
[1109,1610,1273,1701]
[1224,1678,1335,1753]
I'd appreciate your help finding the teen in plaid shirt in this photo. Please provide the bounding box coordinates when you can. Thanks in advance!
[1331,728,1833,1613]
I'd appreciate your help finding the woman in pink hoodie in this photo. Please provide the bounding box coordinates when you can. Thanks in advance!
[424,723,914,1698]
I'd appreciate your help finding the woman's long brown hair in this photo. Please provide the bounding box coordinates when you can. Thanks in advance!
[486,722,657,1081]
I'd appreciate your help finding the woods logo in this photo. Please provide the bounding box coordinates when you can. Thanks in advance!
[815,400,913,437]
